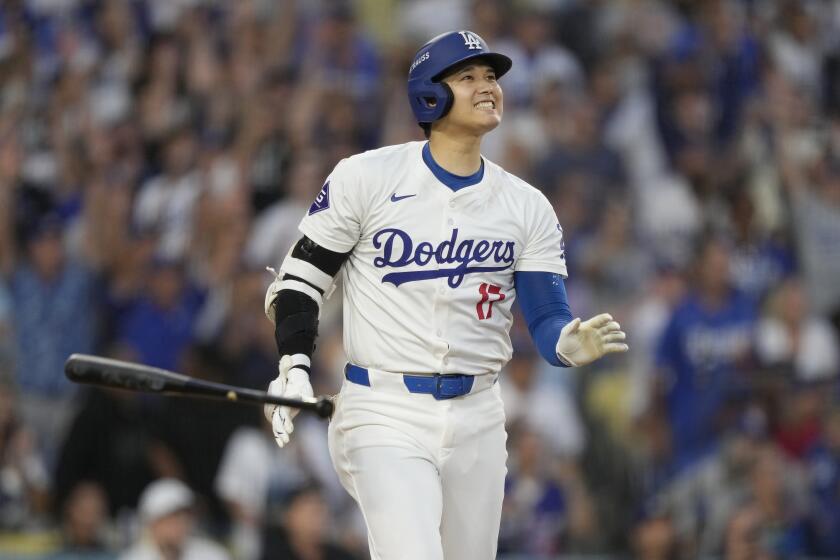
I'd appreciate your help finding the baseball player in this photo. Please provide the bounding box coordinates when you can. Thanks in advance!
[263,31,628,559]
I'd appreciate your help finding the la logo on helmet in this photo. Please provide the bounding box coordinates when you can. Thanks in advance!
[458,31,483,50]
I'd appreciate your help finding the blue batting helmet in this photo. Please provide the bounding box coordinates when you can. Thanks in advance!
[407,30,512,125]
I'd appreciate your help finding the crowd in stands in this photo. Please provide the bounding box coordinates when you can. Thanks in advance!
[1,0,839,558]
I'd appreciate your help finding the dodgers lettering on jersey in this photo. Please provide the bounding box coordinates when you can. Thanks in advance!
[298,142,566,376]
[372,228,515,288]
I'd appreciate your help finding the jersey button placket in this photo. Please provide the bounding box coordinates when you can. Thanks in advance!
[438,196,458,372]
[434,278,449,368]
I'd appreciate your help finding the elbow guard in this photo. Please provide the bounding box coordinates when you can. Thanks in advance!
[265,235,351,357]
[264,236,350,323]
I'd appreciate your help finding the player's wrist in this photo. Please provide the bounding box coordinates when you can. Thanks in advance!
[282,354,314,398]
[286,353,311,370]
[556,350,577,367]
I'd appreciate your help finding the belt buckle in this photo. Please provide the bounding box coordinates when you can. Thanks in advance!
[433,374,460,401]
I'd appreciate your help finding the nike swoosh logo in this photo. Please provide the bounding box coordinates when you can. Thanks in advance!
[390,193,416,202]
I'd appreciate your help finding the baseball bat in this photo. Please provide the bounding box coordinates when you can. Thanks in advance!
[64,353,334,419]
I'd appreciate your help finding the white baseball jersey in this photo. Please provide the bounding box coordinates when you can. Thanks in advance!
[298,141,566,375]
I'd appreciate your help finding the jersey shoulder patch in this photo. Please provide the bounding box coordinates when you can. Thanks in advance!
[308,181,331,215]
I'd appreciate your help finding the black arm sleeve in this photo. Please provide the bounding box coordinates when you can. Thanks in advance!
[272,236,351,357]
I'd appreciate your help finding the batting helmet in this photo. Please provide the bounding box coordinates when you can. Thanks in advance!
[407,30,512,125]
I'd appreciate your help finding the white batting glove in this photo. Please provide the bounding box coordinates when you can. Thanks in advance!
[263,354,314,448]
[556,313,629,367]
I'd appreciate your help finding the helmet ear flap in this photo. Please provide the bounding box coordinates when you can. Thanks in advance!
[409,81,454,124]
[438,82,454,120]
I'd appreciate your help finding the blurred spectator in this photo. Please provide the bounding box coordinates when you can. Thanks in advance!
[53,379,182,521]
[115,258,204,372]
[768,1,822,96]
[468,0,507,44]
[398,0,469,41]
[631,512,679,560]
[654,0,762,154]
[53,481,114,556]
[259,484,360,560]
[633,170,703,270]
[576,198,652,313]
[189,142,249,288]
[499,424,597,556]
[655,235,758,471]
[535,96,627,243]
[724,503,773,560]
[663,408,767,556]
[756,278,839,382]
[305,3,382,109]
[804,406,840,557]
[493,6,583,109]
[3,213,96,387]
[244,150,327,270]
[120,478,229,560]
[499,348,585,458]
[627,263,687,420]
[236,70,295,214]
[725,444,810,559]
[151,346,258,532]
[725,188,796,305]
[773,377,832,465]
[783,145,840,323]
[0,206,97,454]
[132,127,201,262]
[0,380,49,530]
[215,415,346,560]
[203,268,277,391]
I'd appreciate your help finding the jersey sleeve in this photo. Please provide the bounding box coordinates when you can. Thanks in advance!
[515,192,568,277]
[298,158,364,253]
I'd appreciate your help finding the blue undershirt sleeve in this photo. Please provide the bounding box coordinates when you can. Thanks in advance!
[514,271,574,367]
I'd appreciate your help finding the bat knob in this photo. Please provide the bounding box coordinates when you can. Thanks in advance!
[314,396,335,419]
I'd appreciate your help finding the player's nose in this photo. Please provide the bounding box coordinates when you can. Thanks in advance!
[479,77,500,95]
[476,81,494,96]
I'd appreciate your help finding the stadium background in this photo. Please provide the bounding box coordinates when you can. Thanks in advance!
[1,0,840,558]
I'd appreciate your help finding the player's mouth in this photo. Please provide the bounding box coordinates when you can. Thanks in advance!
[474,100,496,111]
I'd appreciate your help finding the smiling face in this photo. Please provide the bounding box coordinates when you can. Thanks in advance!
[434,60,503,137]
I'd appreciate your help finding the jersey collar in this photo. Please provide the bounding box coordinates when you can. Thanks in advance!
[422,142,485,192]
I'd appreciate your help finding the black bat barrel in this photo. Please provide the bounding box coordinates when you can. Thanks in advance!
[65,353,189,392]
[64,353,334,418]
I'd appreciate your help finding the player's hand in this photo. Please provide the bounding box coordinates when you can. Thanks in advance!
[263,354,314,448]
[555,313,628,367]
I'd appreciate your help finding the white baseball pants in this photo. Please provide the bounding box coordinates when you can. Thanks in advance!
[328,370,507,560]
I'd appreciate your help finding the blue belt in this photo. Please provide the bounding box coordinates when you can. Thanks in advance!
[344,363,475,400]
